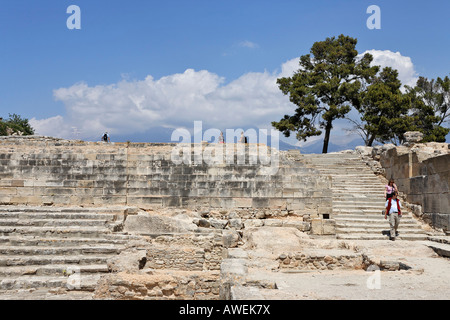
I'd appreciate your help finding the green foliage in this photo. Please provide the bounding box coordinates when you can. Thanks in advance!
[406,76,450,142]
[0,113,35,136]
[273,34,379,153]
[352,67,412,146]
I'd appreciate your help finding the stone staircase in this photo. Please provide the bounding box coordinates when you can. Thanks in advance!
[302,153,429,240]
[0,206,138,296]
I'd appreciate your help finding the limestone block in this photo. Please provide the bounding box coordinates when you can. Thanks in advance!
[11,180,24,187]
[210,218,228,229]
[263,219,283,227]
[251,198,269,208]
[222,230,239,248]
[0,187,17,195]
[311,218,336,235]
[243,219,264,228]
[322,219,336,235]
[269,198,287,210]
[234,198,252,208]
[124,213,197,235]
[404,131,424,144]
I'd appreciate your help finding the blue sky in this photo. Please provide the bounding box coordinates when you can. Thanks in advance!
[1,0,449,145]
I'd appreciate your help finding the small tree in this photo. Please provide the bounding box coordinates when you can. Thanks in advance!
[0,114,35,136]
[350,67,412,146]
[406,76,450,142]
[273,35,379,153]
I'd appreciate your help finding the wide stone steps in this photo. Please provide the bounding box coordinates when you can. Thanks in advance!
[0,207,136,294]
[336,234,428,241]
[0,226,114,238]
[0,236,129,247]
[0,255,113,266]
[0,219,110,227]
[0,246,121,256]
[0,275,101,291]
[0,264,109,277]
[303,153,428,240]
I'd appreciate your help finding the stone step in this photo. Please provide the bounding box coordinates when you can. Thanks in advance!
[0,236,129,247]
[332,181,384,185]
[336,234,429,241]
[0,246,121,256]
[334,204,385,210]
[333,208,386,213]
[317,172,375,176]
[333,213,415,219]
[420,241,450,257]
[0,207,126,214]
[0,254,112,266]
[305,165,369,169]
[333,194,384,198]
[333,199,386,204]
[335,219,420,226]
[335,227,426,235]
[0,264,109,277]
[332,190,384,194]
[0,274,101,291]
[0,212,117,221]
[333,189,384,192]
[0,226,113,238]
[0,219,111,228]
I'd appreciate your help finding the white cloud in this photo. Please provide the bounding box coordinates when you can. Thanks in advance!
[33,61,298,140]
[29,115,72,138]
[31,50,420,145]
[361,49,419,88]
[238,40,259,49]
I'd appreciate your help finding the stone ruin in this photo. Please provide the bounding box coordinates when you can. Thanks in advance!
[355,131,450,233]
[0,134,449,300]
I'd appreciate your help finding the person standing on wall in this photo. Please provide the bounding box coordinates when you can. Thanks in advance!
[385,191,402,241]
[218,132,224,144]
[239,131,245,143]
[102,132,111,143]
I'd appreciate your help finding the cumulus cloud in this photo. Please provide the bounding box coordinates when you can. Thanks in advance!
[31,50,420,144]
[361,49,419,88]
[32,60,299,140]
[238,40,259,49]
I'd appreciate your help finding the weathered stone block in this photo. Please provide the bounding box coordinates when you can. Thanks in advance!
[234,198,252,208]
[311,218,336,235]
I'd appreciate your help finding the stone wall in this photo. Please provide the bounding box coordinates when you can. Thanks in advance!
[94,271,220,300]
[0,136,332,218]
[277,251,364,271]
[146,234,224,271]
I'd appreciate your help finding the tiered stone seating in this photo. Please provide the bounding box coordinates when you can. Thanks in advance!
[0,206,140,293]
[0,137,332,216]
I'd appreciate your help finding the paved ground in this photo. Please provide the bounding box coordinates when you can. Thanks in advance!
[231,227,450,300]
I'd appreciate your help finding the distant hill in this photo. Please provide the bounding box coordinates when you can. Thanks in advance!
[89,126,366,154]
[295,137,366,154]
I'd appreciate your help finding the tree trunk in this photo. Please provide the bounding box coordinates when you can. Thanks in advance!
[367,135,375,147]
[322,120,332,154]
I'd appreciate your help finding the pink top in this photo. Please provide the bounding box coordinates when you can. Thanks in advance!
[386,185,396,193]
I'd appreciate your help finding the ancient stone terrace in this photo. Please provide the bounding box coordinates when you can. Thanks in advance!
[0,136,331,219]
[0,135,448,300]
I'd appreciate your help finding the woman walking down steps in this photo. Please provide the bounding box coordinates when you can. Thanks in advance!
[385,179,398,201]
